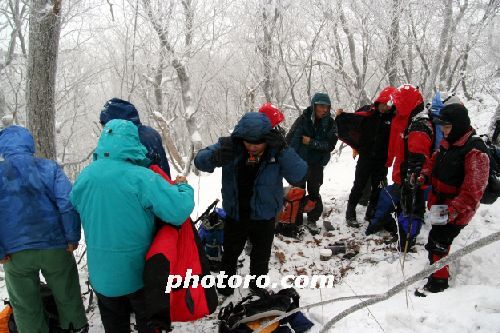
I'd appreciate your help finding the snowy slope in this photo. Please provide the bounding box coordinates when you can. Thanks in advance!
[1,98,499,332]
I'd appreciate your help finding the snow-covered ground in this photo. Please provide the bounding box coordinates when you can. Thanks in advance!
[1,96,499,332]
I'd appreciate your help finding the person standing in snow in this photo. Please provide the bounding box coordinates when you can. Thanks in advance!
[366,85,433,251]
[194,112,307,296]
[336,86,396,227]
[491,104,500,147]
[70,119,194,332]
[0,126,88,333]
[418,104,489,293]
[286,93,338,233]
[99,98,171,177]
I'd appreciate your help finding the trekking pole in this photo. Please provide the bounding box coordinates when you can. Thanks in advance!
[194,198,220,224]
[402,169,420,269]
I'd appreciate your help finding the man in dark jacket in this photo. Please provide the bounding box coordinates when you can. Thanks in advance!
[195,112,307,296]
[286,93,338,232]
[99,98,171,177]
[419,104,489,293]
[336,86,396,227]
[0,126,88,333]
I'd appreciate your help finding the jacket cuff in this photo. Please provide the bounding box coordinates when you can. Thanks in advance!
[61,210,82,243]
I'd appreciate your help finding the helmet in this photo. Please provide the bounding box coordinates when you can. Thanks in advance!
[258,103,285,127]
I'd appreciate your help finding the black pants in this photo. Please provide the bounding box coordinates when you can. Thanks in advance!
[299,163,324,222]
[221,217,275,277]
[426,224,464,263]
[96,289,156,333]
[348,157,388,209]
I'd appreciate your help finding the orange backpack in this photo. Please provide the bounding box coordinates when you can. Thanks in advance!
[0,304,13,333]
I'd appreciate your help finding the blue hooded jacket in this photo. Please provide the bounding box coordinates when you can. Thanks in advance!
[194,113,307,221]
[99,98,171,177]
[0,126,81,259]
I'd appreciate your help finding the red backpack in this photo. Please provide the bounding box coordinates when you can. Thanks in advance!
[144,166,218,330]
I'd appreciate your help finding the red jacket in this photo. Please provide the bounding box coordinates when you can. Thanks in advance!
[386,85,433,185]
[422,129,490,226]
[392,111,434,185]
[144,166,218,326]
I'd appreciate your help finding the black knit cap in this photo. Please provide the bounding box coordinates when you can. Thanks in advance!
[434,103,471,143]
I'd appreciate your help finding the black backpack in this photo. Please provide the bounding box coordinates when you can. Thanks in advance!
[480,136,500,204]
[218,288,313,333]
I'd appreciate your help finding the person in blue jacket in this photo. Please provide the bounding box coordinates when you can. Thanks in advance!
[195,112,307,296]
[99,97,171,177]
[286,92,338,232]
[70,119,194,333]
[0,125,88,333]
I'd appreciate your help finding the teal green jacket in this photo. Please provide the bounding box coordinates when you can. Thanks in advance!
[70,119,194,297]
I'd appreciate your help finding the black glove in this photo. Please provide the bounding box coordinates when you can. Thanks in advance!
[265,129,287,151]
[407,153,425,177]
[212,137,234,167]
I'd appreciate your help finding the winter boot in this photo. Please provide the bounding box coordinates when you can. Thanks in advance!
[345,203,359,228]
[423,275,449,293]
[306,219,320,235]
[364,203,376,222]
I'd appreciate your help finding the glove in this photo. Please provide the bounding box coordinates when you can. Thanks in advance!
[407,153,425,176]
[397,214,423,239]
[212,137,234,167]
[265,129,287,151]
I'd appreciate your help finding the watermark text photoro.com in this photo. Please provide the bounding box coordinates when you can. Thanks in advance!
[164,270,335,293]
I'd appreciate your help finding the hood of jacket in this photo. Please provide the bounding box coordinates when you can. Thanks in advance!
[309,93,332,122]
[94,119,149,166]
[0,125,35,158]
[231,112,272,142]
[99,98,141,126]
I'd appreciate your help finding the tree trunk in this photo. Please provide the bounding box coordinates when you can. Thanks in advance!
[26,0,62,160]
[385,0,401,86]
[423,0,453,100]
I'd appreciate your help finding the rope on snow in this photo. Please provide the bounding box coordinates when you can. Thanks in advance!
[254,231,500,333]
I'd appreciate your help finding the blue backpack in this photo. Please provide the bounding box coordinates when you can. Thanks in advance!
[197,200,225,272]
[429,91,445,150]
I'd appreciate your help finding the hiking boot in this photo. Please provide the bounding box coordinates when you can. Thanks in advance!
[423,276,449,293]
[365,220,382,235]
[345,203,359,228]
[306,220,320,235]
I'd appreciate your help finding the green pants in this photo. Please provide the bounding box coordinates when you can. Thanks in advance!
[3,249,87,333]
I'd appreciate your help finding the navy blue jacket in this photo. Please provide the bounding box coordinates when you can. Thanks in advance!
[100,98,171,177]
[0,126,81,259]
[287,94,338,166]
[194,113,307,221]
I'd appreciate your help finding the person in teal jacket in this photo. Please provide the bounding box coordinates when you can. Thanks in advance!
[70,119,194,333]
[286,92,338,232]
